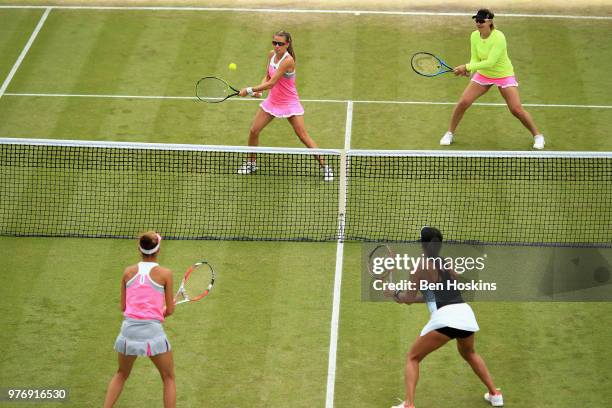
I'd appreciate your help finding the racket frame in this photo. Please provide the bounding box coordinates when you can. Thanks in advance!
[367,244,396,279]
[195,76,240,103]
[174,261,216,305]
[411,52,454,77]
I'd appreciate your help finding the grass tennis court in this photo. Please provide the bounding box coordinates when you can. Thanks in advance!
[1,2,612,407]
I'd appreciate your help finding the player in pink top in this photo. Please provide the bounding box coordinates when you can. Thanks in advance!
[103,231,176,408]
[237,30,333,182]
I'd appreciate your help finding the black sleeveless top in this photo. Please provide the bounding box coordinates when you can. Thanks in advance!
[422,267,464,311]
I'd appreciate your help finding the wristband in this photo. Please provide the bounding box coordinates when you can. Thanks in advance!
[246,87,254,96]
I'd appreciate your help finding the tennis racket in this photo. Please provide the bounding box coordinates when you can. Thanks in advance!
[411,52,454,77]
[174,261,216,305]
[195,76,240,103]
[367,244,396,280]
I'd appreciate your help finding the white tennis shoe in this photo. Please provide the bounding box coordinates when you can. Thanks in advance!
[533,134,545,150]
[391,399,413,408]
[440,131,454,146]
[484,391,504,406]
[237,161,257,175]
[323,165,334,182]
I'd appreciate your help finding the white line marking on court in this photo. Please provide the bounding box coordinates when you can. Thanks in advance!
[4,92,612,109]
[326,237,344,408]
[4,92,196,100]
[356,100,612,109]
[0,5,610,20]
[325,101,352,408]
[0,8,51,100]
[344,101,353,149]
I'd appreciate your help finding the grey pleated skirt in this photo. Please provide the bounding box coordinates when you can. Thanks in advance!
[114,318,171,356]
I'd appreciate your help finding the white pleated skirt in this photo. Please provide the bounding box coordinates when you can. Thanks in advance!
[114,318,171,356]
[420,303,480,337]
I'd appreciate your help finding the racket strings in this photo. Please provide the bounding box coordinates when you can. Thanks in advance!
[368,245,395,279]
[414,55,442,75]
[184,272,209,299]
[182,263,214,301]
[197,78,230,102]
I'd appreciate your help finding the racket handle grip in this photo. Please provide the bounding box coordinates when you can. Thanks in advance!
[246,87,254,96]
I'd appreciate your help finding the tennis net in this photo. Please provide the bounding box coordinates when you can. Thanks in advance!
[0,138,339,241]
[345,150,612,247]
[1,138,611,247]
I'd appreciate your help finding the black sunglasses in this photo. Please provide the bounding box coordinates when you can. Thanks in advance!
[272,41,286,46]
[475,18,486,24]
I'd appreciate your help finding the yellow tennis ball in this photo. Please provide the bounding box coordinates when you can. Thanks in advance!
[228,63,237,71]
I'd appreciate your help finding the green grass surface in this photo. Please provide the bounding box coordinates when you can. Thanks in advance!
[0,9,43,82]
[0,10,611,148]
[344,156,612,245]
[0,145,340,240]
[340,242,612,407]
[1,5,612,408]
[0,238,335,407]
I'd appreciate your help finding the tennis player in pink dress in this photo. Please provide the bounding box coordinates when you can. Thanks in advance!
[103,231,176,408]
[238,30,333,181]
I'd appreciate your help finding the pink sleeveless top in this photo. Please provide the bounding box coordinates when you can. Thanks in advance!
[124,262,165,322]
[260,52,305,118]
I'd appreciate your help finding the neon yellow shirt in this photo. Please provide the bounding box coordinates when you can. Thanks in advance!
[466,29,514,78]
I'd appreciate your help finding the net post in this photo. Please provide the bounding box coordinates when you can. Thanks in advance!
[336,100,352,242]
[325,101,352,408]
[337,151,347,241]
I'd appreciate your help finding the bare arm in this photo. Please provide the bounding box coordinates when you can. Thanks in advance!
[253,57,292,91]
[120,274,126,312]
[162,268,175,317]
[261,50,273,84]
[237,51,271,97]
[395,268,425,305]
[120,267,134,312]
[240,54,293,96]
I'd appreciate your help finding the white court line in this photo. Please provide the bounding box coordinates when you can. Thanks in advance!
[0,5,611,20]
[4,92,196,101]
[357,100,612,109]
[0,8,51,100]
[326,235,344,408]
[4,92,612,109]
[343,101,354,149]
[325,101,352,408]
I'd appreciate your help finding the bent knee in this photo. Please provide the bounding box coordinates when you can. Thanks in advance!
[159,370,175,381]
[457,99,473,110]
[292,125,308,138]
[458,347,475,360]
[407,351,424,363]
[509,106,525,117]
[116,369,131,380]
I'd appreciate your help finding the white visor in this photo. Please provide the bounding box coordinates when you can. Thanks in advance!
[139,233,162,255]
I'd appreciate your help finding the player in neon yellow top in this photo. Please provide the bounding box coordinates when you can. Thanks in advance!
[440,9,545,150]
[466,28,514,78]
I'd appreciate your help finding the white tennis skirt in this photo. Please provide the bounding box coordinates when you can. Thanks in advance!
[420,303,480,337]
[114,318,171,356]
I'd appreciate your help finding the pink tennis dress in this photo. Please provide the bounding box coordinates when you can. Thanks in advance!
[124,262,165,322]
[260,52,305,118]
[114,262,171,356]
